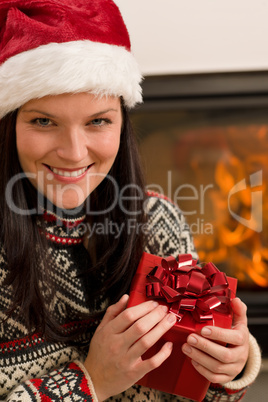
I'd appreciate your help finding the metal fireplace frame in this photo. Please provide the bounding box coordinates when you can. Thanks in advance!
[135,71,268,112]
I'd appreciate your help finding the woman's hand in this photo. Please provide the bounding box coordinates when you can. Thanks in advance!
[182,297,249,384]
[84,294,177,401]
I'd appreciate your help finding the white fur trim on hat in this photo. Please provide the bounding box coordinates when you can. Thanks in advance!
[0,40,143,118]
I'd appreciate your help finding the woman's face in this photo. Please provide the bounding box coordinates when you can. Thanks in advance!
[16,93,122,209]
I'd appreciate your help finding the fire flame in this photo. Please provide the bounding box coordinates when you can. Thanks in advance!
[176,125,268,289]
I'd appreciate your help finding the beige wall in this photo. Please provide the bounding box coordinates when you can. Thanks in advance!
[114,0,268,76]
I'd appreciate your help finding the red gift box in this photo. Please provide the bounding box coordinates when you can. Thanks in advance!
[127,252,237,402]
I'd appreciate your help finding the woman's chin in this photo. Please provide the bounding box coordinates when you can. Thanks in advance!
[46,191,87,210]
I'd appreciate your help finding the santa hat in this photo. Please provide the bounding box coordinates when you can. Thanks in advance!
[0,0,142,119]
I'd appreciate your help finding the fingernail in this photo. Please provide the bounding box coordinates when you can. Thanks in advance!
[192,360,199,367]
[167,313,176,323]
[152,301,159,308]
[161,305,169,313]
[201,327,212,336]
[167,342,173,350]
[188,335,197,345]
[183,345,192,354]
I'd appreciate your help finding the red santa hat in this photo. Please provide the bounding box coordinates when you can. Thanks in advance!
[0,0,142,119]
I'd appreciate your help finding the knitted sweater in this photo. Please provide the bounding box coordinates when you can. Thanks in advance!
[0,194,261,401]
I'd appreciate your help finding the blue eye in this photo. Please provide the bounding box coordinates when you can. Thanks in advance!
[92,118,104,126]
[32,118,52,127]
[38,118,51,126]
[91,118,111,127]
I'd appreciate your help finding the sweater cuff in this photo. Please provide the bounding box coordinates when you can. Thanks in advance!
[222,333,262,390]
[74,360,99,402]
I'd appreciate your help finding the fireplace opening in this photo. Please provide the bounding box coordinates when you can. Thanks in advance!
[131,72,268,355]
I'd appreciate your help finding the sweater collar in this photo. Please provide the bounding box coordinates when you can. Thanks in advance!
[36,203,86,246]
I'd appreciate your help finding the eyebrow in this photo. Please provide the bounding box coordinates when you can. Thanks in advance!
[21,108,119,118]
[22,109,55,118]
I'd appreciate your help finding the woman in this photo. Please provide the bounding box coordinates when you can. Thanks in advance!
[0,0,261,401]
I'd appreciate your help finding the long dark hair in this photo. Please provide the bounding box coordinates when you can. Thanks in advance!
[0,103,147,341]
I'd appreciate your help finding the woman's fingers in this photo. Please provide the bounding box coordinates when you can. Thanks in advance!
[89,295,251,398]
[97,298,177,352]
[183,336,239,369]
[199,298,248,346]
[95,294,129,332]
[182,298,250,383]
[85,300,177,400]
[231,298,248,327]
[183,333,239,363]
[199,324,248,347]
[109,300,170,334]
[129,312,177,356]
[182,337,245,383]
[136,341,174,379]
[123,305,175,345]
[190,359,236,384]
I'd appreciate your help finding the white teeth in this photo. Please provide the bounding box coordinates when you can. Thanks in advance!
[71,169,84,177]
[50,166,87,177]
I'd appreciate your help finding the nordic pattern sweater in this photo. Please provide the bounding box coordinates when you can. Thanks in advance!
[0,194,261,401]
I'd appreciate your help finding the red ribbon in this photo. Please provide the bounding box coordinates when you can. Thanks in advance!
[146,254,232,323]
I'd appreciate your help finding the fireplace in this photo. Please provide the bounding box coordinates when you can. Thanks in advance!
[131,71,268,355]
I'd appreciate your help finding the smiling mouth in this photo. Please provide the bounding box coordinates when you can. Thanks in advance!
[46,165,91,178]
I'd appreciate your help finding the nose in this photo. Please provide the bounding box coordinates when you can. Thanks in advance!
[56,127,88,163]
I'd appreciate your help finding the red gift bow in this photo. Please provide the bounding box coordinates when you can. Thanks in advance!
[146,254,232,323]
